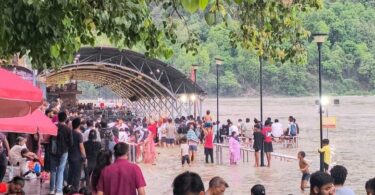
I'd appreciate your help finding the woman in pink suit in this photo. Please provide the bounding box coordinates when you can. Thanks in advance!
[229,131,241,165]
[143,131,157,164]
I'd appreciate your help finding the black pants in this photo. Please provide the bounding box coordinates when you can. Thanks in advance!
[0,151,7,182]
[67,159,82,190]
[204,148,214,163]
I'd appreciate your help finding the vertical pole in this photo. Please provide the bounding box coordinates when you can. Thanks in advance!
[318,42,324,172]
[194,69,197,119]
[216,64,220,143]
[259,56,265,167]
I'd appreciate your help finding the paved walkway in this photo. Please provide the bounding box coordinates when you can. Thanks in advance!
[23,179,49,195]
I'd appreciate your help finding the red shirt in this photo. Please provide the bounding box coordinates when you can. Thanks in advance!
[262,126,272,143]
[204,131,214,149]
[148,123,157,138]
[97,159,146,195]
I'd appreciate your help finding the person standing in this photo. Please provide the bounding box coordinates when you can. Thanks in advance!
[0,132,10,182]
[271,119,283,141]
[172,171,205,195]
[206,176,229,195]
[49,112,73,195]
[203,124,214,164]
[166,118,177,148]
[180,138,190,167]
[143,131,156,165]
[243,118,252,142]
[83,120,101,142]
[186,123,199,163]
[262,120,273,167]
[298,151,310,191]
[310,171,335,195]
[68,118,87,190]
[318,139,331,172]
[229,132,241,165]
[97,143,146,195]
[253,124,263,167]
[84,130,102,187]
[330,165,355,195]
[91,150,112,194]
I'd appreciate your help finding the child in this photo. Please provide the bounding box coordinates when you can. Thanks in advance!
[318,139,331,172]
[298,151,310,191]
[229,131,240,165]
[180,138,190,167]
[186,123,199,162]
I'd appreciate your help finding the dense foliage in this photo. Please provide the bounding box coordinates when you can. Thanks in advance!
[167,0,375,96]
[0,0,320,69]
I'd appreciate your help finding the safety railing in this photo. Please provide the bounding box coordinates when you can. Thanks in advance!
[215,143,297,165]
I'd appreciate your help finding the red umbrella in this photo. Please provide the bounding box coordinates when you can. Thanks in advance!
[0,68,43,118]
[0,110,57,135]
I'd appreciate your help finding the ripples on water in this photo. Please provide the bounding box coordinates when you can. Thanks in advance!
[140,96,374,194]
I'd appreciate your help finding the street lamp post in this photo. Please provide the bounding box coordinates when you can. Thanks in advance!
[215,58,223,143]
[259,55,265,167]
[313,33,327,172]
[192,64,200,119]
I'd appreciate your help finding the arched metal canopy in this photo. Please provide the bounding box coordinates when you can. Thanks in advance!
[42,47,205,117]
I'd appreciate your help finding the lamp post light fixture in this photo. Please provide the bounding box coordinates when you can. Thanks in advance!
[215,58,223,143]
[313,33,328,172]
[192,64,200,119]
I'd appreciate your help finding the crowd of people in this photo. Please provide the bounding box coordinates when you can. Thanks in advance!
[0,100,373,195]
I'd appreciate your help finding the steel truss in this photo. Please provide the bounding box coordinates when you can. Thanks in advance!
[41,47,205,118]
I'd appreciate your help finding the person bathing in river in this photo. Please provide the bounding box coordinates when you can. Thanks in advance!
[298,151,310,191]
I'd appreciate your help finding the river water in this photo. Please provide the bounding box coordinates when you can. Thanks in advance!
[140,96,373,194]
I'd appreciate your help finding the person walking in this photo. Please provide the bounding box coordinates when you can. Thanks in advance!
[186,123,199,163]
[97,142,146,195]
[49,112,73,195]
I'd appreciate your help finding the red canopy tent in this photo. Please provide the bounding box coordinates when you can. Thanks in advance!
[0,68,43,118]
[0,110,57,135]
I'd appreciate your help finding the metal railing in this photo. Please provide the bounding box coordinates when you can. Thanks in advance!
[215,143,297,165]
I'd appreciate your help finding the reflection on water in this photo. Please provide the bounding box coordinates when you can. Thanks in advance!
[140,96,374,194]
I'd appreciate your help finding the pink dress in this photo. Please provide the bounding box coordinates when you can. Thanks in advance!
[229,137,241,164]
[143,133,157,164]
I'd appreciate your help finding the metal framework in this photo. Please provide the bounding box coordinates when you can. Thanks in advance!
[41,47,205,118]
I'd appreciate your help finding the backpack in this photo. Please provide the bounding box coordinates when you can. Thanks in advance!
[290,123,297,136]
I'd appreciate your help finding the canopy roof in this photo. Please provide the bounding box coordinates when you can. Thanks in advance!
[45,47,204,100]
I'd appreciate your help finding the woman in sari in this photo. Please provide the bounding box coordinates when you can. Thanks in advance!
[229,131,241,165]
[143,131,157,165]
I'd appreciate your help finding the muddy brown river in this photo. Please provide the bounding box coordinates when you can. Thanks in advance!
[139,96,374,194]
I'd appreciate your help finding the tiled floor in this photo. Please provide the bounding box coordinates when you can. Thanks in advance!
[23,179,49,195]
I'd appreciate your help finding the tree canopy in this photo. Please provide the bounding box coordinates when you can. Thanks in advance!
[166,0,375,96]
[0,0,322,69]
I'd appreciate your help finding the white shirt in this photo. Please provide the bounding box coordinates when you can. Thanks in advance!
[9,144,27,165]
[83,128,101,142]
[271,122,283,137]
[229,125,239,135]
[119,131,129,143]
[181,143,189,156]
